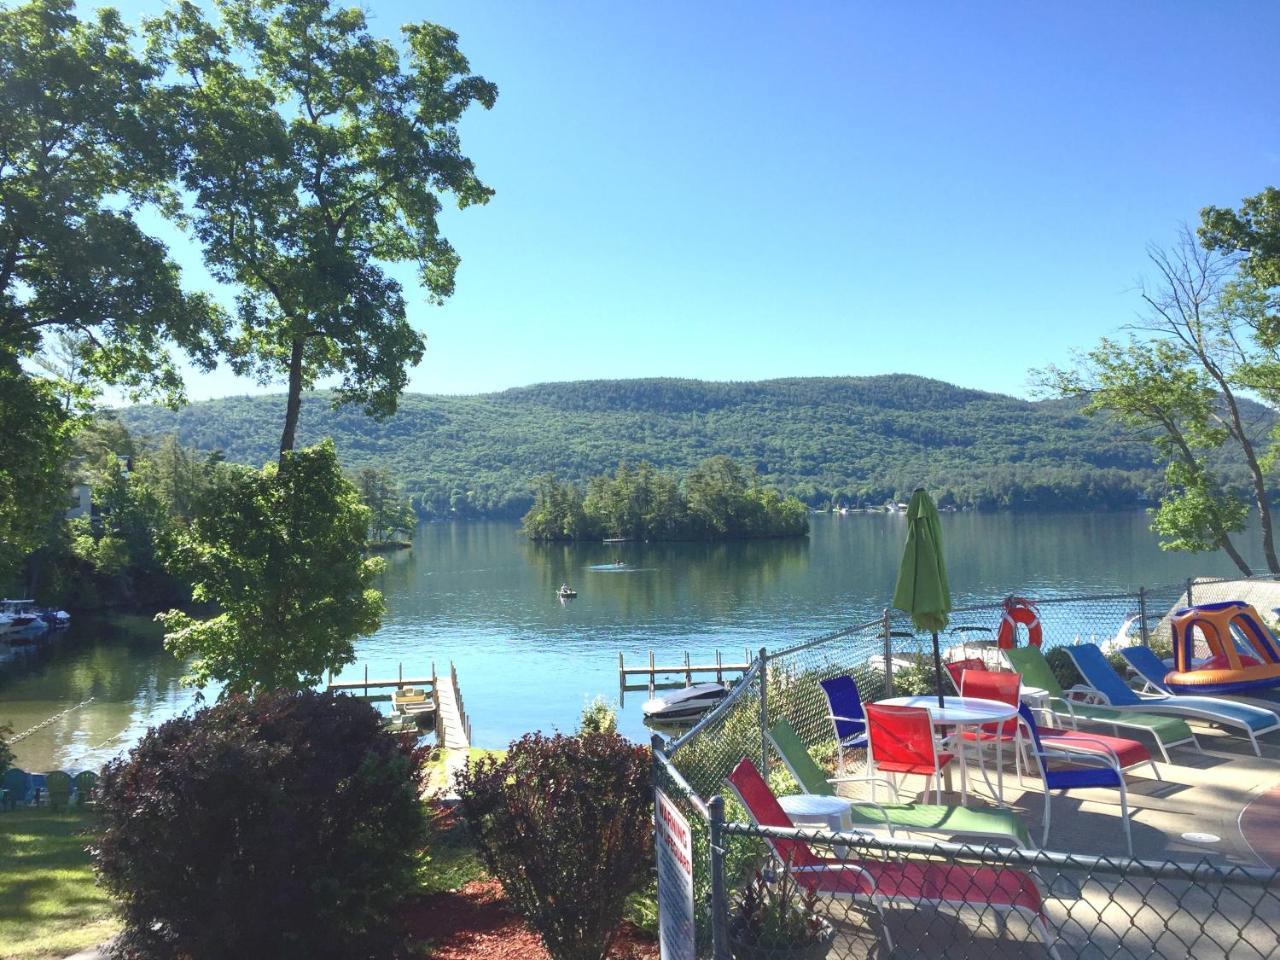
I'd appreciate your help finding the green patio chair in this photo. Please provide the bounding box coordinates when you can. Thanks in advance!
[1003,645,1196,763]
[44,770,73,810]
[766,718,1033,849]
[72,770,99,806]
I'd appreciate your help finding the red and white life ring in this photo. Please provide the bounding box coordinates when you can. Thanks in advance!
[997,598,1043,649]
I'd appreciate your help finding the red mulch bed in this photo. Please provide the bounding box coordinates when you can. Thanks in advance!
[403,879,657,960]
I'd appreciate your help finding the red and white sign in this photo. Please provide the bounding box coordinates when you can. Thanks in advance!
[655,788,696,960]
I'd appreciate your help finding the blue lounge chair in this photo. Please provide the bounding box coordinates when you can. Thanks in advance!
[818,675,869,776]
[1068,643,1279,756]
[1018,703,1132,855]
[1118,645,1280,757]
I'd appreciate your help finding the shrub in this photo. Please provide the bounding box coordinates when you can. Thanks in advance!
[456,731,652,960]
[891,658,941,696]
[93,689,428,960]
[579,695,618,735]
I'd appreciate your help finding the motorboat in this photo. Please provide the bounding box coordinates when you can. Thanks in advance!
[641,682,729,722]
[0,600,47,641]
[41,608,71,629]
[558,585,578,599]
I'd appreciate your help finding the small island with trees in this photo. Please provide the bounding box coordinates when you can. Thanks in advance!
[521,456,810,541]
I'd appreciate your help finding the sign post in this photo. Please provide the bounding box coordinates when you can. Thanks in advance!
[655,787,696,960]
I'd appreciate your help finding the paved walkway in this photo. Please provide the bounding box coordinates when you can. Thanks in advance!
[1240,781,1280,867]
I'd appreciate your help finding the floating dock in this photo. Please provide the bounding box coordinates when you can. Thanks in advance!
[618,648,752,703]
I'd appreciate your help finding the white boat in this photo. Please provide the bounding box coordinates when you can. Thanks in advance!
[0,599,47,640]
[642,682,729,722]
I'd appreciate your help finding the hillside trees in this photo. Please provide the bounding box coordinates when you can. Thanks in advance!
[1043,195,1280,576]
[150,0,497,456]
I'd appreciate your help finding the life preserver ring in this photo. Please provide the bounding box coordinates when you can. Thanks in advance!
[997,597,1043,649]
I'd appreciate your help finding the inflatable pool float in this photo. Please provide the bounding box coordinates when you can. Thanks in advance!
[1166,601,1280,695]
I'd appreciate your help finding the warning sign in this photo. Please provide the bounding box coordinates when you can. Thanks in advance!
[654,788,696,960]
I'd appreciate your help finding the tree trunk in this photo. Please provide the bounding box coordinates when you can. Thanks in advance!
[1209,381,1279,574]
[1219,534,1254,578]
[278,335,307,458]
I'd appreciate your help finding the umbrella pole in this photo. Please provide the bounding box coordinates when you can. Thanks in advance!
[932,630,945,708]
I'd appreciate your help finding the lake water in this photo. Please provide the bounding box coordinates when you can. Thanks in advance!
[1,511,1266,771]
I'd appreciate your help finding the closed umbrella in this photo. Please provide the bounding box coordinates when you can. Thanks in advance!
[891,488,952,708]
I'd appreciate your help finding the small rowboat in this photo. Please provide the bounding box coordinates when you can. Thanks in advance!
[558,586,578,599]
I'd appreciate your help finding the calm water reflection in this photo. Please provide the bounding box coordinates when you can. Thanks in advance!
[1,511,1266,768]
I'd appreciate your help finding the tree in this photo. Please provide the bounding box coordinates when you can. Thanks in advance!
[159,441,384,695]
[0,361,78,582]
[355,466,413,543]
[1041,222,1280,576]
[151,0,497,456]
[0,0,224,401]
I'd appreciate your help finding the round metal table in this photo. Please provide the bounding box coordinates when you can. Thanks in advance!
[875,695,1020,803]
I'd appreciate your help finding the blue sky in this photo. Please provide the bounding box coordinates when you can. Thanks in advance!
[110,1,1280,401]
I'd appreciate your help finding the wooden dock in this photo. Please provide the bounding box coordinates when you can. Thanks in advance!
[618,648,752,703]
[327,661,470,750]
[436,662,471,749]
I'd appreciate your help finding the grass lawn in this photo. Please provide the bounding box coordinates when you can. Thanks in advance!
[0,807,119,960]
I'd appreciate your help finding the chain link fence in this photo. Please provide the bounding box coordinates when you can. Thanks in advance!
[655,574,1280,959]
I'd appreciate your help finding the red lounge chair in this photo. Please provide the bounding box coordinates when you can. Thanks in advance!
[865,703,955,804]
[725,758,1059,957]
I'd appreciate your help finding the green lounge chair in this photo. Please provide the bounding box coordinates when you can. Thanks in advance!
[44,770,72,810]
[1004,646,1196,763]
[766,718,1034,849]
[72,770,99,806]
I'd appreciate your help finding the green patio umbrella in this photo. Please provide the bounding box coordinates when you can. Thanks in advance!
[892,488,952,708]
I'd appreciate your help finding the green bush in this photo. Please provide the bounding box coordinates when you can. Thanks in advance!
[456,732,652,960]
[891,659,940,696]
[578,696,618,736]
[93,689,428,960]
[1045,646,1083,690]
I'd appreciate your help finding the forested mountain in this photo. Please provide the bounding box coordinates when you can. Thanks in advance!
[115,374,1186,519]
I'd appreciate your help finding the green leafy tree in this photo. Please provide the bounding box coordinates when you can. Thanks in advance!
[1039,225,1280,575]
[0,366,77,581]
[160,441,384,695]
[150,0,497,455]
[1201,187,1280,297]
[0,0,223,400]
[355,466,414,543]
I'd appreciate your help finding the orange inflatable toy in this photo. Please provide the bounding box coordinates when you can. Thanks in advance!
[1166,601,1280,696]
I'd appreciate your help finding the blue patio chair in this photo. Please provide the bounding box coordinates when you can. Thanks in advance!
[1069,643,1279,757]
[818,674,869,776]
[1,768,32,809]
[1018,703,1132,855]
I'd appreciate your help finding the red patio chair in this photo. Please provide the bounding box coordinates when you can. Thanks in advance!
[944,657,987,693]
[865,703,954,804]
[725,758,1059,957]
[959,669,1023,801]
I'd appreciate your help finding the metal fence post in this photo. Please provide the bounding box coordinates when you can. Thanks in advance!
[882,607,894,696]
[1186,576,1195,607]
[708,794,729,960]
[1138,587,1151,647]
[758,647,769,776]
